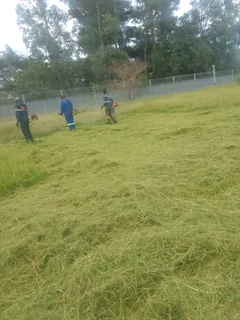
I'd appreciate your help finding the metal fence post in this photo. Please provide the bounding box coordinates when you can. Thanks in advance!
[123,81,126,98]
[212,65,216,85]
[173,76,176,93]
[60,90,63,96]
[149,79,153,96]
[232,70,234,82]
[22,94,25,103]
[194,74,197,90]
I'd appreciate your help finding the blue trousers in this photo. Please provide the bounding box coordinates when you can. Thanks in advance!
[65,115,76,130]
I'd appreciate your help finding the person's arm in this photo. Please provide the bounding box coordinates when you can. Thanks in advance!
[109,96,114,106]
[60,101,65,116]
[15,105,21,125]
[100,95,106,109]
[101,98,105,109]
[24,104,29,118]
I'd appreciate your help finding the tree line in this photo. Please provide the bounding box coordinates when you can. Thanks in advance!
[0,0,240,94]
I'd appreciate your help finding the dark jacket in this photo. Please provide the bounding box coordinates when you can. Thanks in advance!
[60,99,73,117]
[15,100,29,122]
[103,94,113,108]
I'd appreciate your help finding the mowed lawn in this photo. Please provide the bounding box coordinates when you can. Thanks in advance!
[0,85,240,319]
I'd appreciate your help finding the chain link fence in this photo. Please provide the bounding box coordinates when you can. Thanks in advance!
[0,68,239,120]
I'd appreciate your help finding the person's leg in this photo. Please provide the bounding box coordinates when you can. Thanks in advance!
[65,115,75,130]
[69,115,76,130]
[105,108,111,124]
[25,121,34,142]
[109,108,118,123]
[20,121,30,142]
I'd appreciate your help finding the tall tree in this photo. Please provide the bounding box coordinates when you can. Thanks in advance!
[190,0,240,69]
[6,0,239,96]
[62,0,132,55]
[0,46,29,91]
[13,57,99,93]
[168,13,213,75]
[16,0,74,60]
[126,0,180,76]
[90,46,128,83]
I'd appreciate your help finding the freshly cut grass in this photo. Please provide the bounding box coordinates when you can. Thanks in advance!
[0,147,44,195]
[0,84,240,319]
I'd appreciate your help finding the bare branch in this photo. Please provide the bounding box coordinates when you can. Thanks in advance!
[111,60,147,100]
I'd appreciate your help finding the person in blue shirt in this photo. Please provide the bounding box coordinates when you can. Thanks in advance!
[101,89,118,124]
[59,96,76,131]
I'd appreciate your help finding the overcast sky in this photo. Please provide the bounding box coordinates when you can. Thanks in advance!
[0,0,191,55]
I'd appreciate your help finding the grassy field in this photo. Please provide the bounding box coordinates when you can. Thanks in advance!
[0,85,240,320]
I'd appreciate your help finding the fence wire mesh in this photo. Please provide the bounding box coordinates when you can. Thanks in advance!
[0,69,239,120]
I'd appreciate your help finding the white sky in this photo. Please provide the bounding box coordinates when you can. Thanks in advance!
[0,0,191,55]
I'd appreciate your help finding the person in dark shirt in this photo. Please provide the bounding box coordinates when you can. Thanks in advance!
[101,89,118,124]
[15,98,34,143]
[59,96,76,131]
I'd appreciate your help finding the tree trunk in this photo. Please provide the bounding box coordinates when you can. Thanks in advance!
[39,0,50,33]
[39,0,53,60]
[144,43,147,76]
[97,4,103,48]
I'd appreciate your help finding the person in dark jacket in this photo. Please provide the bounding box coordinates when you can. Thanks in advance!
[59,96,76,131]
[15,98,34,143]
[101,89,118,124]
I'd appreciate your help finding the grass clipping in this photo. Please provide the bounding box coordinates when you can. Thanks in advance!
[0,84,240,319]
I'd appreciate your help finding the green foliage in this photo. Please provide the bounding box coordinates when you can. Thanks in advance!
[14,58,95,92]
[189,0,239,71]
[90,46,128,83]
[64,0,131,55]
[0,0,238,93]
[0,46,29,90]
[0,85,240,319]
[150,45,170,78]
[138,73,148,84]
[16,0,75,61]
[1,47,128,92]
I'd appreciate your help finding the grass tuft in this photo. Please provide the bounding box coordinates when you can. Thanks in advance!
[0,147,44,195]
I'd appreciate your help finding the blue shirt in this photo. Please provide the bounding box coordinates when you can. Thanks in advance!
[60,99,73,116]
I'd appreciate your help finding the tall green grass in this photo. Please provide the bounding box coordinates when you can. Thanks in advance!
[0,106,104,144]
[0,147,44,195]
[0,84,240,319]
